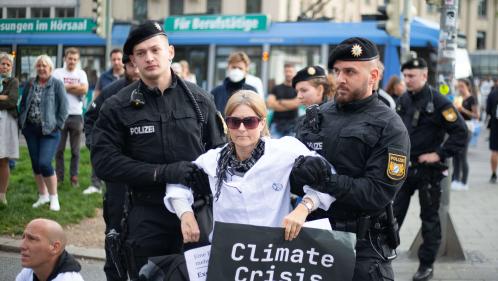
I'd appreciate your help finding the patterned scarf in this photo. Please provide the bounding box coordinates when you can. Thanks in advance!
[214,139,265,201]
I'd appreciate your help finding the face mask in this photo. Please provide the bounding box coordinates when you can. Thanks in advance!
[227,68,245,83]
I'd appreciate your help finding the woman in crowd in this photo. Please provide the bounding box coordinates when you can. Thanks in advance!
[164,90,334,242]
[452,78,480,191]
[19,55,68,211]
[293,65,334,107]
[0,53,19,205]
[385,75,406,103]
[179,60,197,84]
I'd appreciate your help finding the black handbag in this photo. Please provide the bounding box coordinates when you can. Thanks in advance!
[192,194,213,243]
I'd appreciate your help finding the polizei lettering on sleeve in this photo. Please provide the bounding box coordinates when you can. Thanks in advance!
[129,125,155,135]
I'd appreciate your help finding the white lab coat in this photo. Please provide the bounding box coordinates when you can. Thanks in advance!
[164,136,334,230]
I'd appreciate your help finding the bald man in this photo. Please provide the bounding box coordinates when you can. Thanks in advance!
[16,218,84,281]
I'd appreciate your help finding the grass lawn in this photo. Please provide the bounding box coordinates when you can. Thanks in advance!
[0,147,102,235]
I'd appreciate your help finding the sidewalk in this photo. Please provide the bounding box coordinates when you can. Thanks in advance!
[2,130,498,280]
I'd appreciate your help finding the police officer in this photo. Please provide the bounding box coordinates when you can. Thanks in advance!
[91,21,226,279]
[291,37,411,280]
[395,57,467,281]
[84,54,139,281]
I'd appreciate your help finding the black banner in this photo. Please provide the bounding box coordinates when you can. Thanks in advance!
[206,222,356,281]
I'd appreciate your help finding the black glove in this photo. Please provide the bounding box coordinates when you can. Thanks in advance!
[290,155,332,193]
[161,161,197,186]
[186,167,212,195]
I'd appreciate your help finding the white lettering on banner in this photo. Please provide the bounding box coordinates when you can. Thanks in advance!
[129,125,155,135]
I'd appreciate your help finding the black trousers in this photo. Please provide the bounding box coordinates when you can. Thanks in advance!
[393,175,442,267]
[103,182,127,281]
[352,235,394,281]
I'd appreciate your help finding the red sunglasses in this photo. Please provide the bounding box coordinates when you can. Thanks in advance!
[225,116,261,129]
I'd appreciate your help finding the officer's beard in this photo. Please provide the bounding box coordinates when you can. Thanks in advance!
[335,81,369,104]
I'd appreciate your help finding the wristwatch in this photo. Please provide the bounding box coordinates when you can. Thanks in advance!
[300,198,314,214]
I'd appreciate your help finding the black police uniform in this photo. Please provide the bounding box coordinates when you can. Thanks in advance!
[85,73,135,281]
[293,38,411,281]
[394,73,467,273]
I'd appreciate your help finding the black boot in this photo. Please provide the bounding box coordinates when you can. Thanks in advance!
[412,265,433,281]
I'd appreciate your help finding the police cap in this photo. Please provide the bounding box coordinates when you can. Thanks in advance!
[123,21,167,56]
[401,57,428,71]
[327,37,380,70]
[292,65,326,88]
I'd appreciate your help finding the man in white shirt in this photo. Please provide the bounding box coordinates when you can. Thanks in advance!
[52,48,88,188]
[16,218,84,281]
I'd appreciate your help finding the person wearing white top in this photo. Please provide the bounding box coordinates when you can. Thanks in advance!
[164,90,335,243]
[52,48,88,188]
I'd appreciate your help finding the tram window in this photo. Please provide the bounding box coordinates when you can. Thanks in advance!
[16,46,57,80]
[269,46,320,89]
[214,46,262,87]
[31,8,50,18]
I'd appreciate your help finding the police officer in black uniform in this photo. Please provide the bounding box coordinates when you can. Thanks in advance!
[91,21,226,279]
[395,57,467,281]
[85,54,139,281]
[291,37,410,281]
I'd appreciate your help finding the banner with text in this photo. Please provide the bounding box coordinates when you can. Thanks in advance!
[206,222,356,281]
[164,14,270,32]
[0,18,95,34]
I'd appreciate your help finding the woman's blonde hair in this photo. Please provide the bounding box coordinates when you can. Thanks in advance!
[224,90,270,137]
[34,54,54,72]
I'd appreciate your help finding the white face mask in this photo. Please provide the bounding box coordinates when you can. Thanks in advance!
[227,68,245,83]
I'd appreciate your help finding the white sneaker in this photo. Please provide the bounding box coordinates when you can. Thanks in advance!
[49,195,60,211]
[451,181,463,191]
[32,195,50,208]
[460,183,469,191]
[83,186,102,195]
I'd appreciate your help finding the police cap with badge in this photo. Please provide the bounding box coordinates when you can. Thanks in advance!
[292,65,327,88]
[123,21,167,56]
[327,37,380,69]
[401,57,428,71]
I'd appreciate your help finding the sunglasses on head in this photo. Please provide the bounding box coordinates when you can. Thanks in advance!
[225,116,261,129]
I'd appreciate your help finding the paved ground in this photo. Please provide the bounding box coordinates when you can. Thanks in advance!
[2,129,498,280]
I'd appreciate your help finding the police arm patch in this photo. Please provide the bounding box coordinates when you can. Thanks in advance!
[387,151,407,181]
[442,107,457,122]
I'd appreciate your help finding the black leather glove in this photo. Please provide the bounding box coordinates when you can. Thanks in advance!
[186,167,212,195]
[290,155,332,193]
[161,161,197,186]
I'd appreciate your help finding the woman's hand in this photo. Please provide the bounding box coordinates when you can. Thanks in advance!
[282,204,309,241]
[180,212,200,243]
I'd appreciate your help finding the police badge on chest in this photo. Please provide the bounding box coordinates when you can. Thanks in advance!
[129,125,155,135]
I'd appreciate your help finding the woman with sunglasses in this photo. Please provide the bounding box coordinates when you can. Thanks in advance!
[164,90,334,242]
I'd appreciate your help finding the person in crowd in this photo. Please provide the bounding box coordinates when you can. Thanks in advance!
[91,21,226,279]
[16,218,84,281]
[19,55,68,211]
[171,62,183,77]
[84,54,139,281]
[385,75,406,103]
[293,65,332,108]
[375,61,396,110]
[291,37,410,281]
[486,79,498,183]
[266,63,300,138]
[246,72,265,98]
[93,48,124,99]
[53,48,88,188]
[164,90,335,242]
[395,56,467,281]
[452,78,479,190]
[179,60,197,84]
[0,53,19,205]
[211,51,257,113]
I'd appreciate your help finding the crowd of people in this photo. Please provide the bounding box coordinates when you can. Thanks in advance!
[2,20,498,281]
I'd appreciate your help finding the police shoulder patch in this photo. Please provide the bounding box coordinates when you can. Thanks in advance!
[387,152,407,181]
[442,107,457,122]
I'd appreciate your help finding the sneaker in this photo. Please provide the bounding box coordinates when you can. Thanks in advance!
[451,181,463,191]
[83,186,102,195]
[460,183,469,190]
[70,176,79,188]
[490,174,497,184]
[49,197,60,211]
[0,197,7,205]
[32,195,50,208]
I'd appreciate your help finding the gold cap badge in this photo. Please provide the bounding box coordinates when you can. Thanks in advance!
[307,67,316,75]
[351,44,363,57]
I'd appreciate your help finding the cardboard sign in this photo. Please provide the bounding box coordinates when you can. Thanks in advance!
[206,222,356,281]
[185,245,211,281]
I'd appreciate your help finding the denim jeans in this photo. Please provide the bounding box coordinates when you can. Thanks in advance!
[22,123,61,177]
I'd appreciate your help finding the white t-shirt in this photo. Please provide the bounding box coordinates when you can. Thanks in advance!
[52,68,88,115]
[245,74,265,98]
[16,268,84,281]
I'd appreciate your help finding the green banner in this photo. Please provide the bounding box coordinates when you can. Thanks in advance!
[164,14,270,32]
[0,18,96,34]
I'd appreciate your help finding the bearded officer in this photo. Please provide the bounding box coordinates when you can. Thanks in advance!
[91,21,226,279]
[291,37,410,280]
[394,56,467,281]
